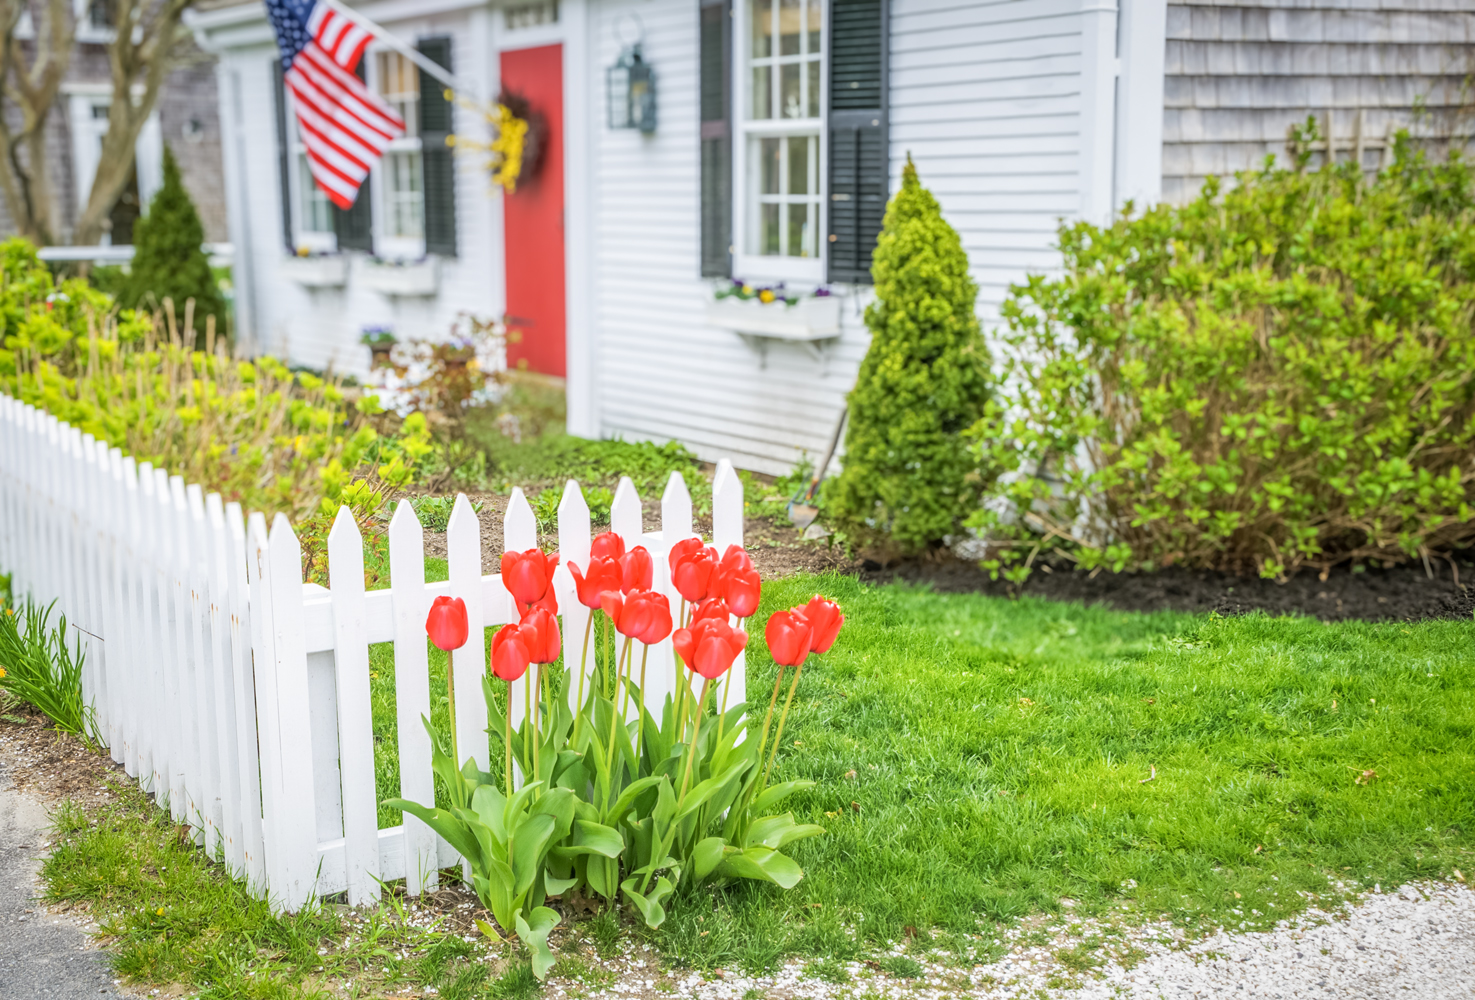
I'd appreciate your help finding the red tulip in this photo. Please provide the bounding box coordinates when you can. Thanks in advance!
[801,595,844,653]
[490,624,530,681]
[720,544,754,575]
[425,595,469,651]
[671,545,719,603]
[568,556,623,609]
[518,606,562,664]
[668,536,705,574]
[501,548,556,609]
[590,531,625,562]
[620,545,654,594]
[721,565,761,618]
[672,618,748,680]
[690,597,731,624]
[765,609,813,667]
[599,588,671,645]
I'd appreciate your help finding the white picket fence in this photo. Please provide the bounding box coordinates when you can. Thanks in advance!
[0,394,746,912]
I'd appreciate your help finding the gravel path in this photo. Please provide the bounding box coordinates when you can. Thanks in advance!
[545,882,1475,1000]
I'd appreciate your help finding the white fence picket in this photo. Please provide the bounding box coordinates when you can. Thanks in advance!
[712,459,747,714]
[0,398,758,915]
[557,481,593,718]
[388,501,437,896]
[327,508,381,906]
[504,488,538,736]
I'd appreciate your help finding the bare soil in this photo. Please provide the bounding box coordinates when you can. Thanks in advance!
[861,552,1475,623]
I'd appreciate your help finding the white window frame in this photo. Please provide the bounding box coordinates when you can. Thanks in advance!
[63,82,162,244]
[731,0,827,285]
[284,94,337,253]
[368,45,426,261]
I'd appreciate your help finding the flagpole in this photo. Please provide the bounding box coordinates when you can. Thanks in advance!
[319,0,481,99]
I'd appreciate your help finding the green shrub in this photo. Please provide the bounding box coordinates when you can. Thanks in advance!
[968,129,1475,581]
[830,158,992,552]
[119,145,228,333]
[0,599,95,740]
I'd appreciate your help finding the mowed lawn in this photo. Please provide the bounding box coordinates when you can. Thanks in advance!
[360,568,1473,965]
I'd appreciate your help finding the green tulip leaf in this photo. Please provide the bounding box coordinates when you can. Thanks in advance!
[510,812,557,897]
[383,799,480,866]
[753,779,816,814]
[544,872,578,897]
[515,905,562,981]
[713,846,804,889]
[620,875,674,929]
[691,836,731,881]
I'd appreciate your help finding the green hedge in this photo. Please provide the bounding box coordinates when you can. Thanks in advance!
[969,131,1475,581]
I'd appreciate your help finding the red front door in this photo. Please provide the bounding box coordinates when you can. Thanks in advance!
[501,45,566,378]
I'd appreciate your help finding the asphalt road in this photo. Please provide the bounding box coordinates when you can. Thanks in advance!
[0,759,119,999]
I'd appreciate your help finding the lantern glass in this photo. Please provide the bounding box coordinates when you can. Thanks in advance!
[607,46,656,133]
[607,62,631,129]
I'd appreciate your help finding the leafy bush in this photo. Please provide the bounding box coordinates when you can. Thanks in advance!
[0,238,432,528]
[830,159,992,552]
[119,146,228,333]
[969,132,1475,580]
[0,599,95,740]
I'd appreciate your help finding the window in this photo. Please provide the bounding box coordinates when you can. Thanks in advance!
[735,0,825,281]
[297,155,333,234]
[374,50,426,251]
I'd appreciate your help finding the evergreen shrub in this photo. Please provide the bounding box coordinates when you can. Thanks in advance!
[830,159,992,552]
[120,145,228,332]
[969,130,1475,581]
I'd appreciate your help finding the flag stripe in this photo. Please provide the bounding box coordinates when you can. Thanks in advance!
[287,71,387,164]
[297,45,404,135]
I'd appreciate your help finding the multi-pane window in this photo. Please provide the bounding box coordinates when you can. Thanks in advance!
[742,0,823,265]
[375,51,425,244]
[298,154,333,233]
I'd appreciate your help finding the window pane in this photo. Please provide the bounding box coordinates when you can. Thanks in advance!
[377,51,420,138]
[751,66,772,120]
[761,137,781,194]
[807,60,820,118]
[298,156,332,233]
[787,202,812,257]
[779,0,801,55]
[388,151,424,238]
[780,63,801,118]
[751,0,772,58]
[787,136,808,194]
[760,203,780,255]
[806,0,822,53]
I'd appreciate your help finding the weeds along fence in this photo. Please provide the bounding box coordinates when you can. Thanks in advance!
[0,395,746,912]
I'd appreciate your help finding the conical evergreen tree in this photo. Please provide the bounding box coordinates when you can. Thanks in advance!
[830,158,992,552]
[120,145,228,333]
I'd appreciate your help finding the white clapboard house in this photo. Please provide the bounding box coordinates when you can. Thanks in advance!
[189,0,1470,474]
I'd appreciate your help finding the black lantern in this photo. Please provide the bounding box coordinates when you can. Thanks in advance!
[607,45,656,133]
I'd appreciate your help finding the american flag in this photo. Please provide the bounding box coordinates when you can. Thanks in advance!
[266,0,405,210]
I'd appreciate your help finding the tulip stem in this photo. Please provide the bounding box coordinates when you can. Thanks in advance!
[531,663,543,785]
[678,677,712,802]
[504,679,514,795]
[716,670,733,748]
[634,643,651,771]
[523,671,534,782]
[572,611,593,745]
[763,656,807,788]
[447,653,458,770]
[604,636,633,779]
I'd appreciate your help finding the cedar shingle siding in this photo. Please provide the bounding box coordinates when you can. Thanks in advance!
[1162,0,1475,205]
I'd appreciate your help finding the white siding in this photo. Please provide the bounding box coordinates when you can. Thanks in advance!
[215,9,502,374]
[889,0,1088,328]
[586,0,871,476]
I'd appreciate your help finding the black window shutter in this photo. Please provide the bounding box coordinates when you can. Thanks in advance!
[418,37,457,257]
[333,59,374,252]
[699,0,732,278]
[272,61,293,252]
[827,0,887,284]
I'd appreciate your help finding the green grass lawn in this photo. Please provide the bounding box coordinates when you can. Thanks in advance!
[41,572,1475,994]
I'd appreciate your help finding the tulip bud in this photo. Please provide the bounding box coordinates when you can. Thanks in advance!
[620,545,654,594]
[590,530,626,562]
[518,606,562,664]
[673,618,748,679]
[490,623,531,681]
[668,536,706,574]
[764,608,813,667]
[569,557,623,610]
[801,595,844,653]
[425,595,469,651]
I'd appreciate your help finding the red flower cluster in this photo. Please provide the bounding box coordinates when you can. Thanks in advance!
[490,608,561,682]
[668,539,760,617]
[600,589,674,646]
[569,531,652,609]
[764,595,843,666]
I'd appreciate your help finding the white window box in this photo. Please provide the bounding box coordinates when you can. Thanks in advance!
[281,254,347,288]
[360,256,439,296]
[705,295,841,369]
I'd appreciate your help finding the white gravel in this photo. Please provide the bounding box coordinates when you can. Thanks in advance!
[545,881,1475,1000]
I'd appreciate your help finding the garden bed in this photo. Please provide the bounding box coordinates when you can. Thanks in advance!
[861,553,1475,623]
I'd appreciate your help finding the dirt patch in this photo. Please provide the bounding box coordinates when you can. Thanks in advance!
[863,552,1475,623]
[0,704,125,807]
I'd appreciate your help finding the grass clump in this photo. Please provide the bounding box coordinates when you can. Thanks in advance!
[0,599,94,740]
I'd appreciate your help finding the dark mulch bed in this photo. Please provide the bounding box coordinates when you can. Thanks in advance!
[863,553,1475,623]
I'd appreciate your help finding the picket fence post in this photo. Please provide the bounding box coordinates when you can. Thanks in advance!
[388,500,437,896]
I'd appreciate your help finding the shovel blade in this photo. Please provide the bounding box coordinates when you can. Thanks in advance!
[787,502,820,530]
